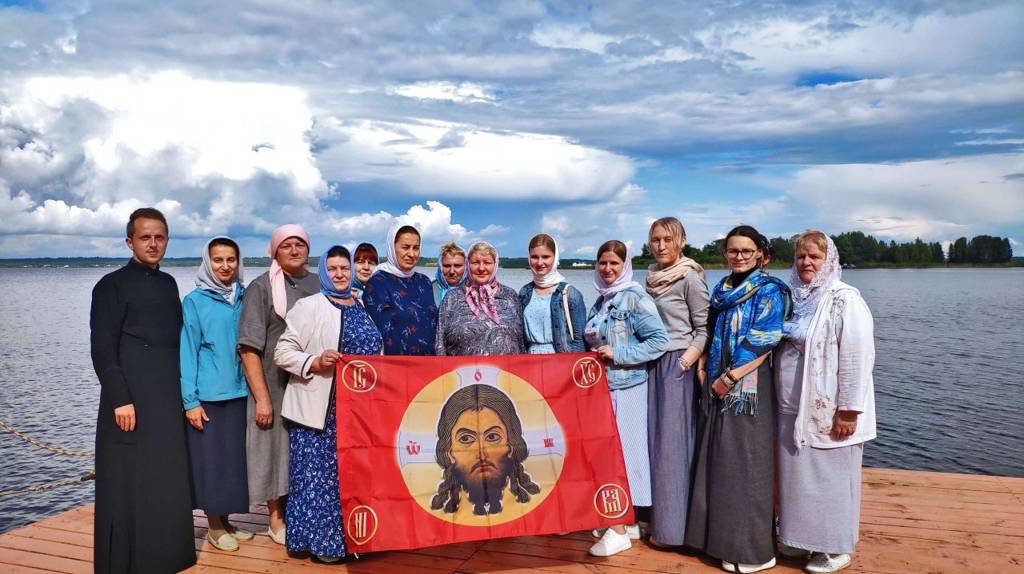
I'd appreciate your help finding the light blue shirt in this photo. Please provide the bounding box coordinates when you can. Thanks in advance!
[179,284,248,410]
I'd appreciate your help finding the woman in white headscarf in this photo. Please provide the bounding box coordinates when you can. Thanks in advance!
[774,230,876,574]
[179,236,252,551]
[434,241,524,356]
[362,224,438,355]
[583,240,668,558]
[518,233,586,354]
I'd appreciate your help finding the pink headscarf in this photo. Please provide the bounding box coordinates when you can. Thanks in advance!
[464,241,502,324]
[267,224,311,318]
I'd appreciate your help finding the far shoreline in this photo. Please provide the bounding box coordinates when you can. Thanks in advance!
[0,257,1021,270]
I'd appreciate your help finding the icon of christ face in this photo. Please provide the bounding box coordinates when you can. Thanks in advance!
[431,384,541,516]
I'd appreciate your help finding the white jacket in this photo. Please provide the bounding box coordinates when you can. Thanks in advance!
[791,280,877,449]
[275,294,342,430]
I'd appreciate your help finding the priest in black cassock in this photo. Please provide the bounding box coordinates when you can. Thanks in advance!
[90,208,196,573]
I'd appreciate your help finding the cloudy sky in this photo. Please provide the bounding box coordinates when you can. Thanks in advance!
[1,0,1021,258]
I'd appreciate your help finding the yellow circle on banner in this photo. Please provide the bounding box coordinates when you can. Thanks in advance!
[396,365,566,527]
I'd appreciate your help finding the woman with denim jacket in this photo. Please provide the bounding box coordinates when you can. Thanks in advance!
[518,234,586,354]
[583,240,669,558]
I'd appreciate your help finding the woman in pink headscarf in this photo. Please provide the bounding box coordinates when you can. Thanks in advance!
[237,224,318,544]
[434,241,525,356]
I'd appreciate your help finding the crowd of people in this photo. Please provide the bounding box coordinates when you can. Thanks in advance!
[90,207,876,574]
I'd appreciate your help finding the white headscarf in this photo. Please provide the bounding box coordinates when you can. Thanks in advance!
[196,236,244,304]
[593,247,642,310]
[374,224,419,279]
[531,237,567,289]
[784,233,842,342]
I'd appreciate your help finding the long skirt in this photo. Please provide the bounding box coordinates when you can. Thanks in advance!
[685,362,775,565]
[777,414,864,554]
[186,398,250,516]
[286,399,346,558]
[647,350,699,545]
[610,382,652,507]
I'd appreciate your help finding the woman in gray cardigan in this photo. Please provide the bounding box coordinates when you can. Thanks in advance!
[643,217,710,548]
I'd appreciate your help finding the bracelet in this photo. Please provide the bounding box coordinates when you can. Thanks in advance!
[725,370,740,384]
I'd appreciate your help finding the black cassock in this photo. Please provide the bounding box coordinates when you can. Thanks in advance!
[90,259,195,573]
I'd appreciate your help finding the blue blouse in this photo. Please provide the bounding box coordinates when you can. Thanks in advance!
[523,293,555,354]
[362,271,438,356]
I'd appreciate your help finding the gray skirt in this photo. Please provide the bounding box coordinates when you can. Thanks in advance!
[647,350,698,545]
[776,413,864,554]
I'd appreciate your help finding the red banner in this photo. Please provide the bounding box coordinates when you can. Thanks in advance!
[334,353,635,552]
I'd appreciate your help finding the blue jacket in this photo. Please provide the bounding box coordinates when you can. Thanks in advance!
[179,285,248,410]
[586,286,669,390]
[518,282,587,353]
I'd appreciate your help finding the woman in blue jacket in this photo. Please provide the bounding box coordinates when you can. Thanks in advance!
[180,236,251,552]
[518,233,586,354]
[584,240,669,558]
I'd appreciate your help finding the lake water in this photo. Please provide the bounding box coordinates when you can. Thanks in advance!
[1,266,1022,533]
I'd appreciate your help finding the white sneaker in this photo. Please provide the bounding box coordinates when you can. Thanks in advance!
[266,526,286,545]
[589,528,632,557]
[805,553,851,573]
[591,524,640,540]
[721,557,776,573]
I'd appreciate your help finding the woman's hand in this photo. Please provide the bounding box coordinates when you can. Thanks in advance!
[114,404,136,432]
[678,347,701,374]
[696,355,707,386]
[186,406,209,431]
[310,349,342,375]
[595,345,614,362]
[831,410,859,440]
[254,398,273,429]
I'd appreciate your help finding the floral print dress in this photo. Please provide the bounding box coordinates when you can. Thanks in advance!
[286,303,383,559]
[362,271,438,355]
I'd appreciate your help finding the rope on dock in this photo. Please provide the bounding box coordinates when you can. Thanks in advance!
[0,418,94,457]
[0,471,96,497]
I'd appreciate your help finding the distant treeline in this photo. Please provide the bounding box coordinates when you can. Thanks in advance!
[639,232,1016,267]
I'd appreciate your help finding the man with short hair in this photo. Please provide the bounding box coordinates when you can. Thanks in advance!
[431,241,467,307]
[90,207,195,573]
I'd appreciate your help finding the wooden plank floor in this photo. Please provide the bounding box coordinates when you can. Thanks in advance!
[1,467,1021,573]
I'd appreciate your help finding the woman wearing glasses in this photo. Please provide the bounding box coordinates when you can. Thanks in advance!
[686,225,790,573]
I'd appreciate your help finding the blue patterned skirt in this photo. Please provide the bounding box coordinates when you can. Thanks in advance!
[286,398,345,558]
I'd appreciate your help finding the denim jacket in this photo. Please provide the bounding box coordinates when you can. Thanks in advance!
[586,286,669,390]
[518,282,587,353]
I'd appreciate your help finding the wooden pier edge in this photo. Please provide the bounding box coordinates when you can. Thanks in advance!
[1,467,1021,573]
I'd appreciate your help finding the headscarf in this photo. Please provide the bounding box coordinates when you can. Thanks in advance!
[318,246,352,300]
[434,250,467,302]
[593,249,643,311]
[464,241,502,324]
[531,239,567,289]
[646,256,705,296]
[783,234,842,343]
[374,224,418,279]
[267,224,310,318]
[196,236,244,304]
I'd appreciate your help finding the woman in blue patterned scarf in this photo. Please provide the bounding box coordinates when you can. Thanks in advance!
[685,225,790,574]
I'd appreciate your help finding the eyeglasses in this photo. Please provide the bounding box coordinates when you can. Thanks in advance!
[725,249,757,259]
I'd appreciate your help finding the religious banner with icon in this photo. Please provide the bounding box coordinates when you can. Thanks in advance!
[334,353,635,553]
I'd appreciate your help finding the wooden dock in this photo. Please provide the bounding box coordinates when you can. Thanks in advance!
[1,467,1021,573]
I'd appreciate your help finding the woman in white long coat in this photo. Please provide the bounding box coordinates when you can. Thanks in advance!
[774,230,876,574]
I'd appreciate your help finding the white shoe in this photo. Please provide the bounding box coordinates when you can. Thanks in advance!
[777,544,811,559]
[591,524,640,540]
[589,528,632,557]
[206,531,239,552]
[721,557,776,573]
[226,524,254,541]
[805,553,851,573]
[266,526,286,545]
